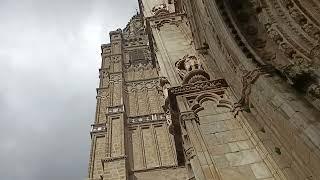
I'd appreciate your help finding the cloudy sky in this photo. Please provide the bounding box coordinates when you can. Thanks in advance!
[0,0,137,179]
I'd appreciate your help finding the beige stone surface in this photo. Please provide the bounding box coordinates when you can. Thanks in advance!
[88,0,320,179]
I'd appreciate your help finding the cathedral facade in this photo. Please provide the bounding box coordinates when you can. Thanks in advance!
[88,0,320,179]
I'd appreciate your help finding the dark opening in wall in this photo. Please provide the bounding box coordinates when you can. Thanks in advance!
[291,73,315,94]
[275,147,281,155]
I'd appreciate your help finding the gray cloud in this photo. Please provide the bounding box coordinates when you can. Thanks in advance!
[0,0,137,179]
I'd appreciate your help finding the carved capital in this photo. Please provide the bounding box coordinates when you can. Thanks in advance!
[180,111,200,128]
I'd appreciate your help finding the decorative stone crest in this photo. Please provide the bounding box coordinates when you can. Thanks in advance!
[175,55,210,85]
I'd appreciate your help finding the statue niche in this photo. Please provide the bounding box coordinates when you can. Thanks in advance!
[175,55,210,85]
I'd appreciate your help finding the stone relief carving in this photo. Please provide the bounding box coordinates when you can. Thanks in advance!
[109,73,122,83]
[99,69,109,79]
[168,79,228,98]
[127,79,159,92]
[310,45,320,58]
[106,105,125,115]
[90,123,107,136]
[284,0,320,42]
[97,89,110,100]
[175,55,210,85]
[307,83,320,99]
[220,0,320,103]
[252,0,319,63]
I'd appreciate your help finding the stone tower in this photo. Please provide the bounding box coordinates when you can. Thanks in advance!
[88,0,320,179]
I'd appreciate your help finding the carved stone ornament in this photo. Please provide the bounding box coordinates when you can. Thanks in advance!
[102,155,127,164]
[175,55,210,85]
[159,76,171,99]
[90,123,107,137]
[307,83,320,99]
[109,73,122,83]
[185,146,196,161]
[310,45,320,59]
[148,13,184,30]
[282,57,315,84]
[234,65,274,115]
[152,3,169,16]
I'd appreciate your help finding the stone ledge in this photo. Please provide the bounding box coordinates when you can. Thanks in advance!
[131,165,182,173]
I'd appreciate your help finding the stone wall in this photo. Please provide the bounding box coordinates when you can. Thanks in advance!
[103,158,127,180]
[179,0,320,179]
[127,122,177,171]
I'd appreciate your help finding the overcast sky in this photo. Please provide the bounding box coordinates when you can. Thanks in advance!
[0,0,137,179]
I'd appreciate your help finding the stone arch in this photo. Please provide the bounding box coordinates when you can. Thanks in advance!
[191,92,233,113]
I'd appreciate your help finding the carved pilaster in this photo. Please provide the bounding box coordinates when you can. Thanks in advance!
[179,111,221,180]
